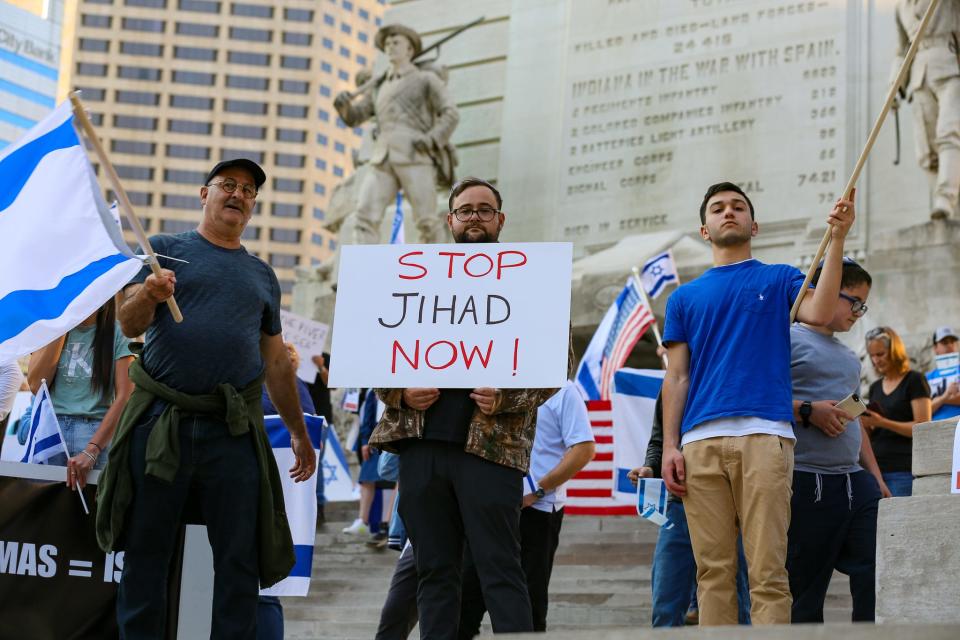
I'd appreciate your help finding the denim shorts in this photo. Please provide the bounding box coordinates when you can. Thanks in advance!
[46,414,108,469]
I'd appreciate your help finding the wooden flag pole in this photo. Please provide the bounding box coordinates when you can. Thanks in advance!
[69,92,183,323]
[631,267,668,369]
[788,0,942,323]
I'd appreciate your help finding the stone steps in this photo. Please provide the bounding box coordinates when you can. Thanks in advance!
[281,504,857,638]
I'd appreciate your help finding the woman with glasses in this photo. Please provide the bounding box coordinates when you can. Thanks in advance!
[862,327,932,496]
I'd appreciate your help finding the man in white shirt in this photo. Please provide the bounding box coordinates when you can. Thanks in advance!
[514,382,596,630]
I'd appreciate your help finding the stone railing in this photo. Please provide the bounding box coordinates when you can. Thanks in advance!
[876,417,959,624]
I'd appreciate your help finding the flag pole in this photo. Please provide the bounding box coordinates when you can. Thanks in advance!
[789,0,942,323]
[631,267,668,368]
[68,92,184,324]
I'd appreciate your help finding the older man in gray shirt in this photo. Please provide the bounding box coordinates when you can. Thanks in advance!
[787,259,889,624]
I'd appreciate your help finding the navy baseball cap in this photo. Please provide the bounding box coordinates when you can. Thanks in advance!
[204,158,266,189]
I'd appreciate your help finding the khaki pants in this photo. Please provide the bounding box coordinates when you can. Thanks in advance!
[682,434,794,625]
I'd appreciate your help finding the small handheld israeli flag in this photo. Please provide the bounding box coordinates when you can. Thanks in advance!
[322,422,357,502]
[20,380,66,464]
[261,413,325,597]
[640,250,679,299]
[637,477,674,529]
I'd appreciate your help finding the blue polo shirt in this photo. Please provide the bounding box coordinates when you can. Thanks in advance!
[662,259,806,436]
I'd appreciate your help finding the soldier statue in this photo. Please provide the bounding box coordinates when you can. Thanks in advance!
[334,24,460,244]
[893,0,960,219]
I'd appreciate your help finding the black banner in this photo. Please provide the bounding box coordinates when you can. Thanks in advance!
[0,476,119,640]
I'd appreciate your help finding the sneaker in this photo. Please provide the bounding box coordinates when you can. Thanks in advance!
[341,518,369,536]
[366,531,389,549]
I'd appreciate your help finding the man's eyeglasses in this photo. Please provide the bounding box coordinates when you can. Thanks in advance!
[450,206,499,222]
[839,292,868,317]
[208,179,258,199]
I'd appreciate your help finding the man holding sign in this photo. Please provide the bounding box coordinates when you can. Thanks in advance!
[369,178,558,636]
[660,182,855,626]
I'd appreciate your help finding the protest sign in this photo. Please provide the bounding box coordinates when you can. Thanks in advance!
[329,243,572,388]
[935,353,960,387]
[279,310,330,383]
[0,462,118,639]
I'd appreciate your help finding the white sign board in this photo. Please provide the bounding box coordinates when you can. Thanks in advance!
[329,243,572,388]
[279,310,330,383]
[935,353,960,387]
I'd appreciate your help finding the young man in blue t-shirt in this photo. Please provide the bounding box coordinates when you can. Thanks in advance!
[660,182,855,626]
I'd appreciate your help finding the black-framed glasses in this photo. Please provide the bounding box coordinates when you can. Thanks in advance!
[839,292,868,317]
[208,179,258,199]
[450,206,499,222]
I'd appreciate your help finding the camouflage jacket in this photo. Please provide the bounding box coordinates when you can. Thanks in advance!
[369,387,558,473]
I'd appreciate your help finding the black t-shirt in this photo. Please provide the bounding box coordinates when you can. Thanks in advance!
[868,370,930,473]
[130,231,282,394]
[422,389,475,444]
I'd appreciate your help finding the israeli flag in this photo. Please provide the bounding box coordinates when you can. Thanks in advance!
[640,250,679,299]
[0,101,142,363]
[20,380,67,464]
[261,413,325,596]
[574,296,617,401]
[322,421,357,502]
[637,478,674,529]
[611,368,663,504]
[390,191,405,244]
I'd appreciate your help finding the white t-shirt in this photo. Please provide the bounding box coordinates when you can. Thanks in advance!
[525,382,595,513]
[680,415,795,448]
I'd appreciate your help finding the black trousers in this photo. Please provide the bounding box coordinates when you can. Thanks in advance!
[399,441,532,639]
[787,469,881,623]
[460,506,565,636]
[376,545,420,640]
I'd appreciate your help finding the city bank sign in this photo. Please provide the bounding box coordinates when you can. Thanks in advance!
[0,26,57,65]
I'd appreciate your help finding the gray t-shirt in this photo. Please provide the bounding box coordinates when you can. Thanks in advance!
[130,231,281,394]
[790,324,862,474]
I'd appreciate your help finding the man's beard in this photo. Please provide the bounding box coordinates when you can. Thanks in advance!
[453,226,497,243]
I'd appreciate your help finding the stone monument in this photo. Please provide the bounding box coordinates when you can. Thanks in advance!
[892,0,960,220]
[333,23,460,246]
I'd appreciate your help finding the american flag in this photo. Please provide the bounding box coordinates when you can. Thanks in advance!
[598,279,655,400]
[564,400,636,516]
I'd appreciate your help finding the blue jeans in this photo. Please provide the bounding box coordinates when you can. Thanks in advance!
[117,412,260,639]
[256,596,283,640]
[47,414,108,469]
[651,500,751,626]
[881,471,912,497]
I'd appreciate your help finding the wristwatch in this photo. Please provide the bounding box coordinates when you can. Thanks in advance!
[799,401,813,428]
[535,487,545,499]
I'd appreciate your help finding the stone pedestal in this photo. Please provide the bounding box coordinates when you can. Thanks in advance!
[875,417,960,624]
[862,220,960,359]
[912,418,958,496]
